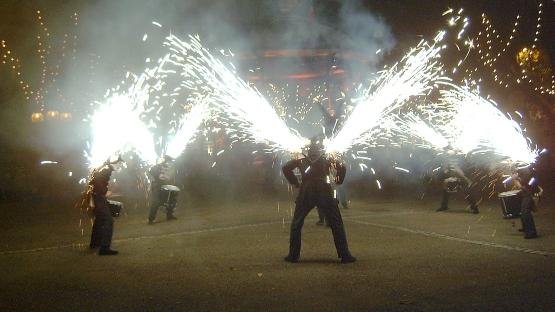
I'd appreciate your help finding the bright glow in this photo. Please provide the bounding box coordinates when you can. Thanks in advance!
[165,102,207,159]
[394,113,449,150]
[40,160,58,165]
[86,55,176,168]
[326,32,447,154]
[87,94,157,167]
[165,35,308,153]
[394,167,410,173]
[439,83,539,164]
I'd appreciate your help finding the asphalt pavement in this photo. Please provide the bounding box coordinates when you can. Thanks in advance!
[0,194,553,311]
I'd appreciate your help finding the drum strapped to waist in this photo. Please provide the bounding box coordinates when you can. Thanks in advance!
[107,200,123,217]
[498,190,521,219]
[160,185,180,205]
[443,177,461,193]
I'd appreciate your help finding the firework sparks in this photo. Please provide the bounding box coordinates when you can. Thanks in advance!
[393,112,449,150]
[438,82,540,165]
[164,34,308,154]
[165,102,208,159]
[85,55,173,167]
[326,32,448,154]
[87,93,157,168]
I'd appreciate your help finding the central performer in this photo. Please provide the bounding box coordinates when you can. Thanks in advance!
[282,137,356,263]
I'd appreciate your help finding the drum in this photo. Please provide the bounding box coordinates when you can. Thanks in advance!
[443,177,461,193]
[160,185,180,206]
[107,200,123,217]
[498,190,521,219]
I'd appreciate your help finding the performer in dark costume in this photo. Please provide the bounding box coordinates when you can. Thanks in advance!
[315,102,349,228]
[148,155,178,224]
[510,167,541,239]
[88,157,123,255]
[282,138,356,263]
[436,147,479,214]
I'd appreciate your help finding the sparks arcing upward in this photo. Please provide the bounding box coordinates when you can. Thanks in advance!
[438,82,540,165]
[86,57,171,168]
[164,34,308,154]
[325,32,448,154]
[165,101,208,159]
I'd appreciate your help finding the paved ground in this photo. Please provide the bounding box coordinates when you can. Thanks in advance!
[0,193,554,311]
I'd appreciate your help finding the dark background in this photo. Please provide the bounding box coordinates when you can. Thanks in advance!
[0,0,553,205]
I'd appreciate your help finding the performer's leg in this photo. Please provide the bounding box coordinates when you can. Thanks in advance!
[318,196,354,260]
[464,186,479,213]
[89,217,100,248]
[520,196,537,238]
[90,196,103,248]
[95,207,117,255]
[438,189,449,211]
[286,202,312,261]
[148,204,159,223]
[337,185,349,209]
[97,212,114,248]
[166,193,178,220]
[148,190,161,223]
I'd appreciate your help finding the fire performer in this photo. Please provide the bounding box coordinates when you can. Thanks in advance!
[436,147,479,214]
[315,102,349,229]
[148,155,179,224]
[509,167,541,239]
[282,137,356,263]
[88,156,124,255]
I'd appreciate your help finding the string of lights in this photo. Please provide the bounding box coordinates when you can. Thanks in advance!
[0,9,81,122]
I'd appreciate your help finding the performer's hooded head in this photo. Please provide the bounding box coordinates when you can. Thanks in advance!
[306,136,325,162]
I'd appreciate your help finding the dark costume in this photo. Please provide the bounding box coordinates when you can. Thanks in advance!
[282,144,355,263]
[512,168,540,239]
[437,153,479,214]
[89,164,118,255]
[148,159,177,223]
[315,103,349,227]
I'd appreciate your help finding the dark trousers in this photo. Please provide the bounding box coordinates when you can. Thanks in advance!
[90,197,114,248]
[520,195,537,236]
[148,188,177,221]
[318,185,348,222]
[336,184,349,208]
[288,194,352,259]
[441,190,476,209]
[440,187,477,210]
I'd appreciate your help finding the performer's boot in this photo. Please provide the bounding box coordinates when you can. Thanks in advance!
[521,205,538,239]
[99,247,118,255]
[340,255,357,264]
